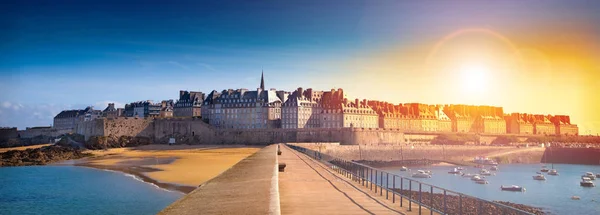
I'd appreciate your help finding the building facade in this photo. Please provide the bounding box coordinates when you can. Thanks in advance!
[320,89,378,129]
[127,101,161,118]
[174,91,204,117]
[202,73,284,129]
[53,106,100,130]
[281,88,322,129]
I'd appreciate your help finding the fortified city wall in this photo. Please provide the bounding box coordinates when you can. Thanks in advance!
[74,118,406,145]
[290,143,545,164]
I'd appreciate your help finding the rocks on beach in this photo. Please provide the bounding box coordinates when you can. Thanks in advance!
[0,145,92,167]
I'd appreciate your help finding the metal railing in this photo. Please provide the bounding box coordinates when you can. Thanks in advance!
[287,144,534,215]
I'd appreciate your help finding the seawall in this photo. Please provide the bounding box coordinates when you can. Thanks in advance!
[291,143,546,164]
[542,147,600,165]
[75,118,406,145]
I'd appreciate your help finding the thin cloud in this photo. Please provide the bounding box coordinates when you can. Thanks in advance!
[197,63,218,72]
[167,61,190,70]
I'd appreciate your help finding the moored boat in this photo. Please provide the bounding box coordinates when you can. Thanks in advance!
[471,174,482,181]
[475,180,489,184]
[448,168,461,174]
[480,169,494,176]
[533,173,546,180]
[412,170,432,178]
[490,166,498,171]
[400,166,408,171]
[582,172,596,180]
[457,167,464,171]
[461,173,473,178]
[548,169,559,176]
[501,185,525,192]
[581,177,595,187]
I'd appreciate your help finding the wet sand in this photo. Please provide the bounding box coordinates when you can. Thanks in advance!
[73,144,261,193]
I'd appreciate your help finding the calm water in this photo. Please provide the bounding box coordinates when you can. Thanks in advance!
[0,166,182,215]
[381,164,600,215]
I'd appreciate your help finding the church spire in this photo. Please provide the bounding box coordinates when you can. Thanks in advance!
[260,70,265,90]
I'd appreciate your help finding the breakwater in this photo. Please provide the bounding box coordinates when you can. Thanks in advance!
[292,143,545,164]
[542,147,600,165]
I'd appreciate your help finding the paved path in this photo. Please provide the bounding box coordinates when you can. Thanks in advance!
[159,144,278,215]
[279,145,427,215]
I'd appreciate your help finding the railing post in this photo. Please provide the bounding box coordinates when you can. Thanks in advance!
[400,177,403,207]
[459,194,462,215]
[386,172,389,199]
[370,169,373,190]
[419,183,422,215]
[430,186,433,215]
[408,180,412,211]
[443,190,447,215]
[375,170,378,193]
[380,171,383,196]
[392,175,396,203]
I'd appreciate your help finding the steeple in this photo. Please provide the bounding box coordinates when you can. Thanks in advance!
[260,70,265,90]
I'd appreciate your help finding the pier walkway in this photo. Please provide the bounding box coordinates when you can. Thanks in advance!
[279,145,425,215]
[159,144,279,215]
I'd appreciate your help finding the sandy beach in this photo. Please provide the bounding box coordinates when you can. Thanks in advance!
[72,144,261,193]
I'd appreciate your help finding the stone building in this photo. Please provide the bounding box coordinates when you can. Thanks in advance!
[436,105,453,132]
[53,106,100,130]
[126,101,161,118]
[443,105,475,133]
[533,114,554,135]
[281,87,322,129]
[475,106,506,134]
[102,103,120,119]
[160,100,174,118]
[506,113,534,134]
[174,91,204,117]
[550,115,578,135]
[320,88,378,128]
[202,72,284,129]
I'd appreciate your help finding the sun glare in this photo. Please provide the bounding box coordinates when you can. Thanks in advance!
[460,63,489,93]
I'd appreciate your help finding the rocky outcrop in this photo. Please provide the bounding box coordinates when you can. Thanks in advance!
[84,136,153,149]
[0,145,92,167]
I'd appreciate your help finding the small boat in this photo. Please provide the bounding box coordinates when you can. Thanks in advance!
[475,180,489,184]
[400,166,408,171]
[571,196,581,200]
[533,173,546,180]
[412,170,432,178]
[457,167,464,171]
[480,169,494,176]
[596,173,600,178]
[490,166,498,171]
[471,174,482,181]
[581,177,595,187]
[475,164,484,168]
[424,170,433,175]
[548,169,559,176]
[583,172,596,180]
[540,168,549,173]
[461,173,473,178]
[501,185,525,192]
[448,168,461,174]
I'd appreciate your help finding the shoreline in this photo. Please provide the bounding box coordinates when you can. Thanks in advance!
[58,145,262,194]
[75,162,196,194]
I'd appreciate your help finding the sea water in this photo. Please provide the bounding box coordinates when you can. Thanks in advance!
[381,164,600,214]
[0,166,182,215]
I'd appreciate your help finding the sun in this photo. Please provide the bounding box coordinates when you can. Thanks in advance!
[460,63,489,93]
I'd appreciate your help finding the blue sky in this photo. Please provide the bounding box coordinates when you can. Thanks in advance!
[1,0,600,132]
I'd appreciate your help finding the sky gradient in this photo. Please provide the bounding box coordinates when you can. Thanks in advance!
[1,0,599,134]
